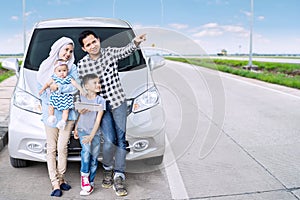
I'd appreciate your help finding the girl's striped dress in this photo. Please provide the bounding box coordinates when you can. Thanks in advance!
[49,74,74,111]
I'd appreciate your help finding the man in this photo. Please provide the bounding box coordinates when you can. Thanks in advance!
[77,30,146,196]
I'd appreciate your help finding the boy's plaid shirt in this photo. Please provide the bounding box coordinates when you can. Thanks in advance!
[77,42,137,109]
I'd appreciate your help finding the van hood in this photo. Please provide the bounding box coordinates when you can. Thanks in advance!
[20,66,153,100]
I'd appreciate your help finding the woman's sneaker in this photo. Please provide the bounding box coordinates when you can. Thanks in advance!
[81,175,91,191]
[102,169,113,188]
[80,186,94,196]
[113,176,128,196]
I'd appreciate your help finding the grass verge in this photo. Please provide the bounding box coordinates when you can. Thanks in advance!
[165,57,300,89]
[0,63,15,83]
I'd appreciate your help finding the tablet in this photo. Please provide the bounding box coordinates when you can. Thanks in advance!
[74,102,103,112]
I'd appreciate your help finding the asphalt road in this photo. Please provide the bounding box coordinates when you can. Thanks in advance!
[1,60,300,199]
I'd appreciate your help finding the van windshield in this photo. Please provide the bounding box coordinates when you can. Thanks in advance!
[24,27,146,72]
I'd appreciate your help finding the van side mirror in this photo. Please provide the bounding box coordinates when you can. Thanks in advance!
[2,58,20,76]
[148,55,165,71]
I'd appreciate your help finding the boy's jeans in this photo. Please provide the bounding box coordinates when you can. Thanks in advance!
[78,128,101,183]
[101,101,127,174]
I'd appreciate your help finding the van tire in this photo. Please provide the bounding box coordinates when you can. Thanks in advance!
[143,155,163,165]
[10,156,28,168]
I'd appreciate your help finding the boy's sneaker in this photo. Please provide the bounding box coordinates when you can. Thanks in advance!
[56,120,66,130]
[80,186,94,196]
[81,175,91,191]
[113,176,128,196]
[102,169,113,188]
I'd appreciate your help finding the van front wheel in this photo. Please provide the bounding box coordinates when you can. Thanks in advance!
[10,156,28,168]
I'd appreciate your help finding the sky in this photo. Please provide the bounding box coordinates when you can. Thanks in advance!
[1,0,300,55]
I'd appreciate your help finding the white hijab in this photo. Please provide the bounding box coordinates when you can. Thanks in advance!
[37,37,75,86]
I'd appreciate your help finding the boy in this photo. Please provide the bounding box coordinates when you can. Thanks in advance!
[74,73,106,196]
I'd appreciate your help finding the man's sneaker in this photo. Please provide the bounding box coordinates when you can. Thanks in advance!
[80,186,94,196]
[81,175,91,191]
[113,176,128,196]
[102,169,113,188]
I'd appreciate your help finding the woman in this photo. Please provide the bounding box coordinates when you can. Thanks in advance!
[37,37,80,197]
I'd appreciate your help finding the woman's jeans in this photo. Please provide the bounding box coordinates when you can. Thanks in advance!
[78,128,101,183]
[101,101,127,174]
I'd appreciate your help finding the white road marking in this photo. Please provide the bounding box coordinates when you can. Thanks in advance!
[219,72,300,100]
[163,134,189,200]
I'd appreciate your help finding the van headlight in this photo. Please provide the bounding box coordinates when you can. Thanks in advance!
[13,87,42,114]
[132,86,159,113]
[132,140,149,152]
[26,142,44,153]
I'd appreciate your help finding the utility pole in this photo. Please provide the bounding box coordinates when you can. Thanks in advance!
[244,0,258,70]
[248,0,253,67]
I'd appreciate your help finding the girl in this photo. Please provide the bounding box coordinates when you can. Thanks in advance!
[39,59,86,130]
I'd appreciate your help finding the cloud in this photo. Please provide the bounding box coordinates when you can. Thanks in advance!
[202,23,219,28]
[257,16,265,21]
[47,0,69,5]
[132,23,146,29]
[132,23,160,29]
[168,23,189,30]
[193,29,223,37]
[206,0,229,5]
[222,25,244,33]
[47,0,83,5]
[193,23,248,38]
[222,25,248,37]
[11,16,19,20]
[25,11,33,17]
[241,10,251,17]
[241,10,264,22]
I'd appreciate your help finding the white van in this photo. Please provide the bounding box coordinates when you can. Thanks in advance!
[3,17,165,167]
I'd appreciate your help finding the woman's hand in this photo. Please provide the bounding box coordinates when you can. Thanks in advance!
[50,83,59,91]
[79,89,87,97]
[38,89,44,96]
